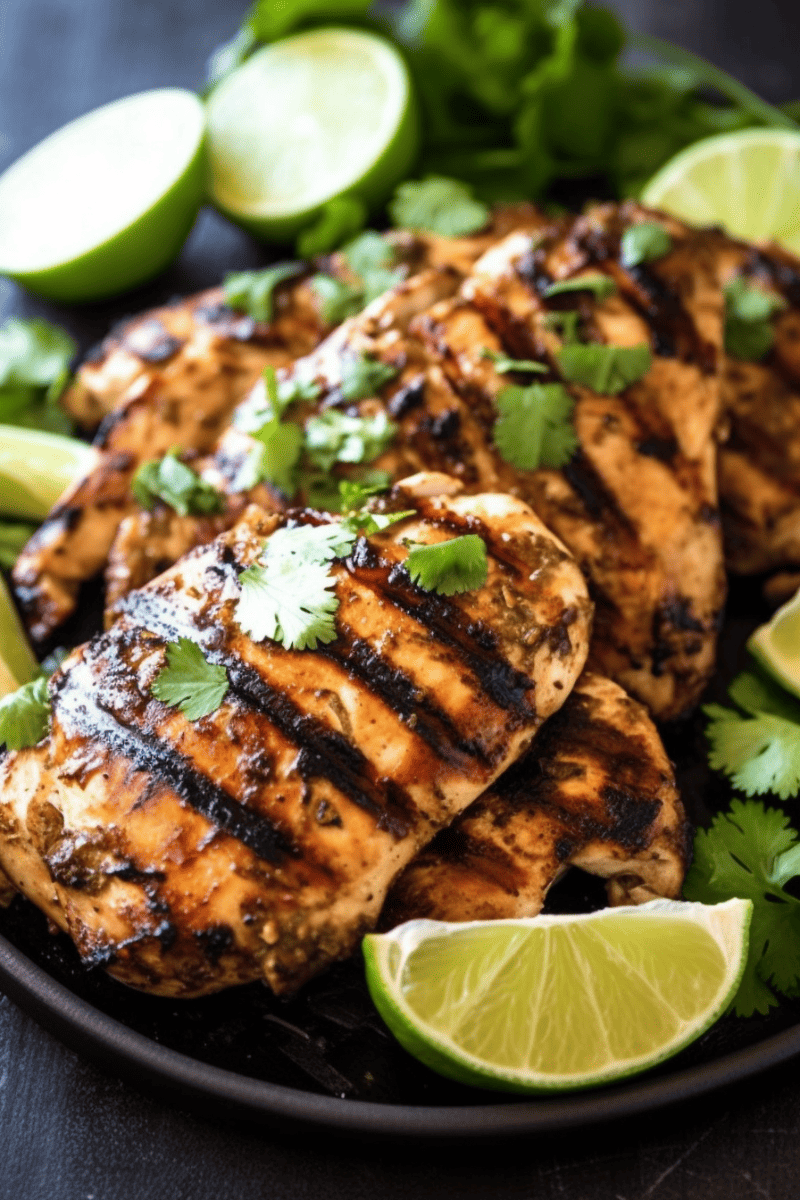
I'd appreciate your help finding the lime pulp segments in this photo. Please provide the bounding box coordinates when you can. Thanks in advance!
[748,585,800,700]
[205,27,418,242]
[0,89,206,301]
[0,425,96,520]
[0,572,37,692]
[642,129,800,254]
[364,899,751,1093]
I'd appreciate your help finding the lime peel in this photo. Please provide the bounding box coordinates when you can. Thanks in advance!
[364,899,751,1093]
[0,424,97,520]
[0,573,37,694]
[748,587,800,701]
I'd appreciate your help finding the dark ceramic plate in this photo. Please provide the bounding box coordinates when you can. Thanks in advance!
[2,577,800,1137]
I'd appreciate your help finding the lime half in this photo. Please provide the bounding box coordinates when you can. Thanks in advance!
[748,586,800,700]
[0,572,37,695]
[641,129,800,254]
[0,425,97,520]
[205,27,417,243]
[0,89,205,302]
[364,899,751,1093]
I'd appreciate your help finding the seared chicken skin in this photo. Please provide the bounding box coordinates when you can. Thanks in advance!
[381,672,689,928]
[0,480,591,996]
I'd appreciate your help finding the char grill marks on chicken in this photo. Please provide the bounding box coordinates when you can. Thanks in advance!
[381,671,690,928]
[0,482,591,996]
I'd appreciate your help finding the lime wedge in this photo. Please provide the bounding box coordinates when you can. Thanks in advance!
[0,425,96,520]
[748,586,800,700]
[0,89,205,302]
[364,899,751,1093]
[641,129,800,254]
[205,27,418,242]
[0,572,37,695]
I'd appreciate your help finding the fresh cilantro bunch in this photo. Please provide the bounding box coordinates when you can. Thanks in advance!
[705,668,800,801]
[685,799,800,1017]
[0,317,76,435]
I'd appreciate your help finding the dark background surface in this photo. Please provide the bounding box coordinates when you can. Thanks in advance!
[3,0,800,1195]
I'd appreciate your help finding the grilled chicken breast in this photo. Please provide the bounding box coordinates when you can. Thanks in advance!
[381,672,689,928]
[0,480,591,996]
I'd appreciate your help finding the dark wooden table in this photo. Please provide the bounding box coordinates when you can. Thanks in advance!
[3,0,800,1195]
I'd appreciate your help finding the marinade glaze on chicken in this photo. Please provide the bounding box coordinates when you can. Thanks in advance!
[0,483,592,996]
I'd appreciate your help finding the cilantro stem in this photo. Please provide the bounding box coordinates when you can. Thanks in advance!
[631,33,798,131]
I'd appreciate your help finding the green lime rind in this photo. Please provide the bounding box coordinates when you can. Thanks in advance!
[0,573,37,690]
[363,899,752,1094]
[0,424,96,520]
[748,589,800,702]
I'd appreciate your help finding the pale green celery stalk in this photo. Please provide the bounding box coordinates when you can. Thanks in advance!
[631,32,799,131]
[0,572,37,691]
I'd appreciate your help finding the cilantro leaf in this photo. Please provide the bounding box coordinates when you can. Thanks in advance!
[249,420,305,497]
[296,195,368,257]
[265,521,357,564]
[341,230,405,304]
[0,318,76,435]
[684,799,800,1016]
[310,274,366,324]
[543,310,581,344]
[544,274,617,301]
[724,276,784,361]
[341,506,415,536]
[388,176,490,238]
[557,341,652,394]
[620,222,673,267]
[494,382,578,471]
[406,535,488,595]
[151,638,229,720]
[305,469,392,512]
[481,347,547,375]
[223,263,303,322]
[704,668,800,801]
[304,410,397,471]
[340,354,399,402]
[131,451,223,517]
[0,675,50,750]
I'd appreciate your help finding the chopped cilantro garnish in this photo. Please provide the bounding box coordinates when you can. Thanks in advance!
[406,535,488,595]
[236,522,357,650]
[0,675,50,750]
[543,311,581,344]
[557,341,651,394]
[0,317,76,435]
[544,274,616,301]
[151,638,230,721]
[620,223,673,268]
[724,276,784,361]
[340,354,399,402]
[494,383,578,471]
[310,274,366,324]
[223,262,303,322]
[131,450,223,517]
[684,799,800,1017]
[249,421,304,497]
[306,470,392,513]
[341,231,405,304]
[704,668,800,801]
[481,348,547,375]
[341,504,415,536]
[304,410,397,471]
[388,176,489,238]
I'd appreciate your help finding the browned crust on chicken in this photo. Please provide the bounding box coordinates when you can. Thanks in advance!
[381,672,690,928]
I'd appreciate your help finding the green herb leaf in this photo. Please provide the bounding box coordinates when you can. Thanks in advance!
[0,318,76,435]
[250,420,305,497]
[310,273,366,324]
[724,276,784,361]
[0,675,50,750]
[684,798,800,1016]
[557,341,652,393]
[481,348,548,375]
[406,534,488,595]
[304,410,397,471]
[131,450,223,517]
[494,382,578,471]
[388,176,490,238]
[704,668,800,801]
[341,503,415,536]
[620,222,673,267]
[151,638,230,720]
[543,310,581,344]
[223,263,303,322]
[341,230,405,303]
[544,274,616,301]
[305,469,392,512]
[340,354,400,402]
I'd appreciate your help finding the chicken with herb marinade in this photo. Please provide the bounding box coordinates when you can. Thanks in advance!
[0,478,592,996]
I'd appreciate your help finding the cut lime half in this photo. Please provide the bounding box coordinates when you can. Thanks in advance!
[641,129,800,254]
[205,27,418,243]
[0,572,37,695]
[748,586,800,701]
[0,89,206,302]
[364,899,751,1093]
[0,425,97,520]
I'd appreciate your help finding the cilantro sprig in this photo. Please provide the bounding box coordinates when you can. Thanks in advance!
[557,342,652,394]
[481,348,547,375]
[543,275,616,301]
[304,410,397,472]
[493,383,578,471]
[131,450,223,517]
[310,231,405,322]
[151,638,230,721]
[724,276,784,361]
[340,353,400,402]
[621,223,673,268]
[0,317,76,435]
[0,675,51,751]
[389,176,489,238]
[406,535,488,595]
[223,262,303,322]
[704,668,800,801]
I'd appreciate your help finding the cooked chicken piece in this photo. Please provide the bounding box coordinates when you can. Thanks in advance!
[381,672,689,927]
[0,480,592,996]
